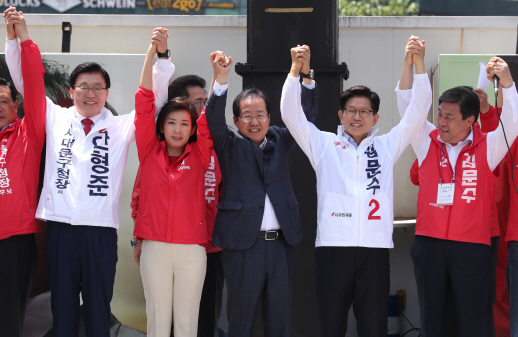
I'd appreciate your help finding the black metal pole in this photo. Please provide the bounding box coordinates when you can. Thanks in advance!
[62,22,72,53]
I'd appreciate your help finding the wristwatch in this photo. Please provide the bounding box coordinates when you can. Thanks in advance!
[157,49,170,58]
[300,69,314,80]
[131,238,142,247]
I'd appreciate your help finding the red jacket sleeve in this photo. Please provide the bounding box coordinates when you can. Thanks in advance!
[410,159,419,186]
[134,86,158,163]
[480,105,501,133]
[130,166,142,220]
[20,40,46,149]
[194,110,214,172]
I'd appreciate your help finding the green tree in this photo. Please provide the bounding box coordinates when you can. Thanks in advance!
[339,0,420,16]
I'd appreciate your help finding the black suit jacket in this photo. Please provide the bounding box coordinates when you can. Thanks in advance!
[205,84,318,250]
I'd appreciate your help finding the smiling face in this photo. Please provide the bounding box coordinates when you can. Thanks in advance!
[69,72,109,118]
[339,96,379,145]
[233,95,270,146]
[437,101,474,146]
[0,85,18,130]
[162,109,196,156]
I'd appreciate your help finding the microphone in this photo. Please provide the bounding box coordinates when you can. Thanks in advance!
[494,75,500,97]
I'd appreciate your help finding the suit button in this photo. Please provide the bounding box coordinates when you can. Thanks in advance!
[260,205,264,210]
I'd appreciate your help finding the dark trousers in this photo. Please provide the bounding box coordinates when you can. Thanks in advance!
[488,237,499,337]
[46,221,118,337]
[315,246,390,337]
[170,250,225,337]
[507,241,518,337]
[0,233,37,337]
[411,235,492,337]
[225,238,293,337]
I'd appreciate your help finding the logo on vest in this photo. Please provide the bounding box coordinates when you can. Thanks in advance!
[335,141,350,150]
[460,153,477,203]
[331,212,352,218]
[179,160,190,171]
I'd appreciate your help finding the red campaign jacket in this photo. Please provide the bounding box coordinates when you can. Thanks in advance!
[133,87,214,245]
[481,105,518,242]
[0,40,46,240]
[130,149,223,253]
[416,124,495,245]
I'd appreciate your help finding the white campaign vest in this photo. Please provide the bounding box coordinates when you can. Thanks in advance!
[36,98,135,229]
[312,126,397,248]
[280,73,432,249]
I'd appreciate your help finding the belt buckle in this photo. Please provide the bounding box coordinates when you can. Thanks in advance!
[265,230,278,240]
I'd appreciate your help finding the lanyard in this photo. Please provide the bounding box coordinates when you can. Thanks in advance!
[440,143,455,184]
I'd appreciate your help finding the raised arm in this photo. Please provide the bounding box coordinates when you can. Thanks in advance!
[4,7,23,96]
[297,45,319,124]
[474,88,501,133]
[5,9,46,147]
[151,27,175,114]
[281,45,325,169]
[134,29,167,161]
[394,36,435,163]
[486,57,518,170]
[205,51,232,155]
[384,36,432,163]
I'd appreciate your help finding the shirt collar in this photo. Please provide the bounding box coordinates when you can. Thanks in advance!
[437,126,473,147]
[339,126,379,147]
[0,120,16,132]
[259,136,268,150]
[342,131,359,149]
[76,110,103,126]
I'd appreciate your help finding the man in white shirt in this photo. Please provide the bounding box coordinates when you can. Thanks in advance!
[4,9,174,337]
[281,38,431,337]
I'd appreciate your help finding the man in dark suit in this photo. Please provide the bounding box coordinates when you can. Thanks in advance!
[205,51,316,337]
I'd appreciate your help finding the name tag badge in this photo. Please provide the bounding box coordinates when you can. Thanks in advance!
[437,183,455,205]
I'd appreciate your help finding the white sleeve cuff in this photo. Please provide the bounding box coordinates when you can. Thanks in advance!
[303,80,315,89]
[5,37,19,44]
[503,82,517,100]
[213,81,228,96]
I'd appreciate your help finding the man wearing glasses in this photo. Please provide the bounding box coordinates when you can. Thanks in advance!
[4,9,174,337]
[280,38,431,337]
[205,51,317,337]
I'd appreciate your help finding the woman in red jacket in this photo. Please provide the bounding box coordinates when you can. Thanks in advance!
[133,28,214,337]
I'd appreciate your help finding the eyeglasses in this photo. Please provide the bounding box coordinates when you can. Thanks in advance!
[190,99,207,107]
[343,107,374,118]
[73,86,108,94]
[237,114,269,123]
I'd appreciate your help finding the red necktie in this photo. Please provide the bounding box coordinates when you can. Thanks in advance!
[83,119,93,135]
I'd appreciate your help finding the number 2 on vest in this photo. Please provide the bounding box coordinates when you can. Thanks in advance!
[368,199,381,220]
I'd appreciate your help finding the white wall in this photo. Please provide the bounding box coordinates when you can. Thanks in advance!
[4,15,516,335]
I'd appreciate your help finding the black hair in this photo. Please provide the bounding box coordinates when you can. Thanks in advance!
[167,75,206,101]
[438,86,480,121]
[0,77,18,103]
[232,87,271,118]
[156,96,198,144]
[339,85,380,114]
[69,62,111,89]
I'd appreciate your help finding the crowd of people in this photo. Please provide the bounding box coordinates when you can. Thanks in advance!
[2,5,518,337]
